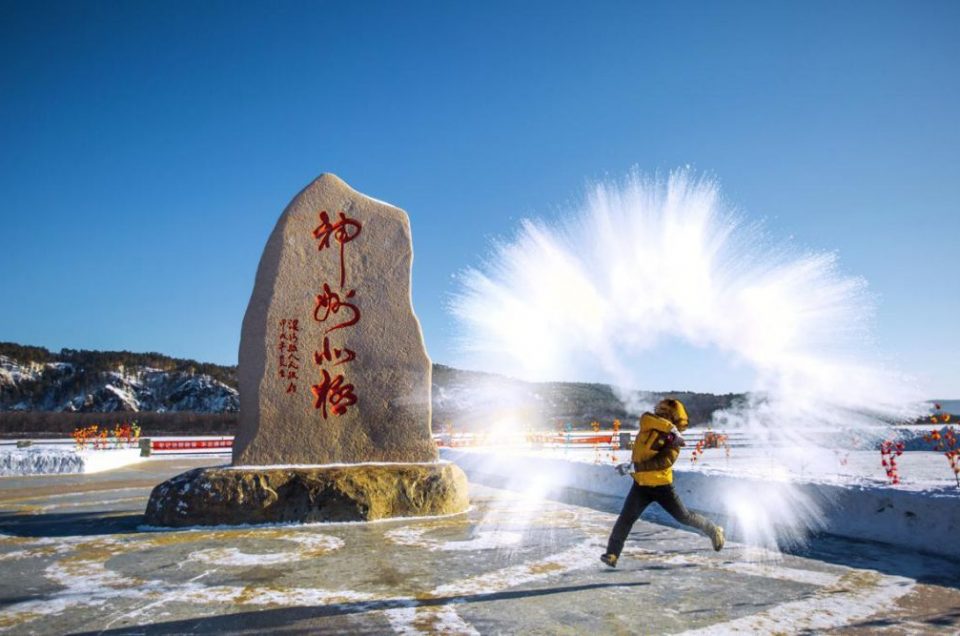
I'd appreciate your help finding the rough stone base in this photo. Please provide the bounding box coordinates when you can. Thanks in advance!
[144,462,469,528]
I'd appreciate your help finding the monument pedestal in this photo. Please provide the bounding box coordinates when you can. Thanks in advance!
[144,462,469,528]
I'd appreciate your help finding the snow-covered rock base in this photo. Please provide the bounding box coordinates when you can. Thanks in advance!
[0,446,143,476]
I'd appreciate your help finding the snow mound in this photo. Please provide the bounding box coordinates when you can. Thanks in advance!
[0,446,143,476]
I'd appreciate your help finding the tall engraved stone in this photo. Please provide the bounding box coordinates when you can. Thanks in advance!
[144,174,467,527]
[233,173,437,466]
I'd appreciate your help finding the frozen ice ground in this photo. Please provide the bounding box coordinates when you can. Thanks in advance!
[0,457,957,634]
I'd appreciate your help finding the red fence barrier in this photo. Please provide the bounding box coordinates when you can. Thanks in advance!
[152,439,233,451]
[433,433,621,448]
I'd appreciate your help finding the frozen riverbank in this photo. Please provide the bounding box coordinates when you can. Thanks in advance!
[441,447,960,560]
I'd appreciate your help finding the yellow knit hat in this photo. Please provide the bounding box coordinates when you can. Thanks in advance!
[654,398,688,430]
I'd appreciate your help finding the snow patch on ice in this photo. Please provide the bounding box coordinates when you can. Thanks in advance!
[385,603,480,636]
[282,533,345,552]
[386,527,522,551]
[723,561,842,587]
[439,531,522,551]
[434,538,601,597]
[190,547,304,567]
[679,571,915,635]
[657,551,843,587]
[189,534,344,566]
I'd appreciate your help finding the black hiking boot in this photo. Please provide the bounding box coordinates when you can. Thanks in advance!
[709,525,725,552]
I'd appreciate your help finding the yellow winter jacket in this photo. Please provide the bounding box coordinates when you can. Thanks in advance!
[631,413,680,486]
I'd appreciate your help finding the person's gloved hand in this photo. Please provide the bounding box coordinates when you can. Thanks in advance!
[665,426,686,448]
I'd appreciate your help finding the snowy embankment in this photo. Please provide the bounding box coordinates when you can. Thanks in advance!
[0,445,143,477]
[441,447,960,560]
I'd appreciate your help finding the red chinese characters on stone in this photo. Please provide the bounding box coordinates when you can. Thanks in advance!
[280,353,301,370]
[277,318,300,392]
[313,283,360,333]
[313,210,362,289]
[311,369,358,419]
[310,209,362,418]
[313,337,356,367]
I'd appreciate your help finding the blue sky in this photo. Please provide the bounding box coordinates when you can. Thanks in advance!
[1,1,958,396]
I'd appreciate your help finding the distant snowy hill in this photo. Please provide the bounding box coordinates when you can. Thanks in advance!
[0,345,238,414]
[430,364,743,429]
[14,343,950,429]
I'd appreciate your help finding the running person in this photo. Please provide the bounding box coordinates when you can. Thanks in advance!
[601,398,724,567]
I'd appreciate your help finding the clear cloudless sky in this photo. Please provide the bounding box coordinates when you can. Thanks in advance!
[1,1,958,396]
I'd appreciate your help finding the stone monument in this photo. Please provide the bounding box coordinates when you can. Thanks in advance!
[145,174,469,527]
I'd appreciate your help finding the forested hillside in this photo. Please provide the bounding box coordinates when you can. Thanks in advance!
[1,343,744,434]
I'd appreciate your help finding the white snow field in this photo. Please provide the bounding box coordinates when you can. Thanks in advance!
[0,444,144,476]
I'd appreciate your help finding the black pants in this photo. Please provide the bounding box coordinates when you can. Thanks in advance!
[605,482,715,557]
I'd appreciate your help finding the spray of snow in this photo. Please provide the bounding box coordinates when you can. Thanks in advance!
[451,169,929,551]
